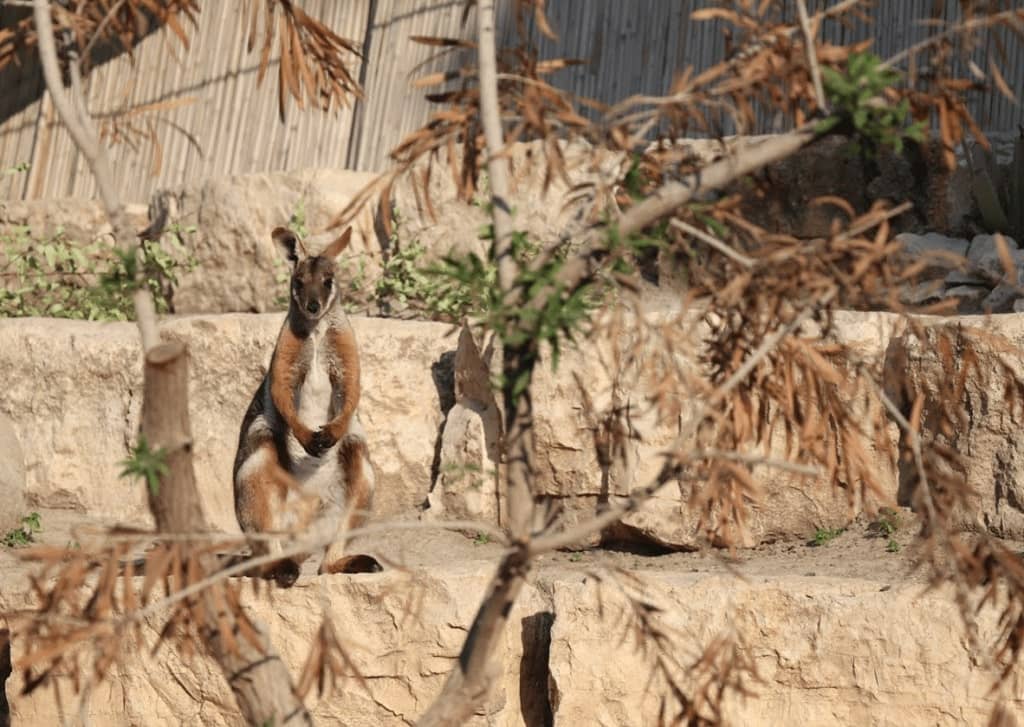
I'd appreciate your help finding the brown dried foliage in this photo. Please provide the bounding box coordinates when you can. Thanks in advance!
[338,1,1024,718]
[7,536,264,698]
[0,1,200,76]
[333,1,592,236]
[243,0,363,120]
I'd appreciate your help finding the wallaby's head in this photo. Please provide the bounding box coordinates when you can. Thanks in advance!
[272,226,352,321]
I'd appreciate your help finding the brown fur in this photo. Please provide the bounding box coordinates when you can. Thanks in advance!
[268,328,316,449]
[323,327,361,441]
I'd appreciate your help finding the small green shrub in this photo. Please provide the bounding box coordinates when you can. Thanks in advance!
[818,51,926,155]
[0,223,196,320]
[472,532,491,546]
[120,435,169,496]
[870,507,901,537]
[812,526,844,547]
[372,208,502,322]
[3,511,41,548]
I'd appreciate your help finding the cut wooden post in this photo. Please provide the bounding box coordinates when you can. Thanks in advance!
[141,342,313,726]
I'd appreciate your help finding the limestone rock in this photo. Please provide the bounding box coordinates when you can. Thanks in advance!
[539,310,903,551]
[0,413,26,533]
[427,402,501,524]
[5,538,551,727]
[546,572,1017,726]
[883,315,1024,538]
[163,168,381,314]
[0,199,149,246]
[427,327,502,526]
[5,531,1017,727]
[0,315,457,532]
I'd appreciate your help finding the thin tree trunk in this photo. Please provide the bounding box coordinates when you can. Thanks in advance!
[416,2,538,723]
[142,343,312,726]
[33,2,309,722]
[32,0,158,348]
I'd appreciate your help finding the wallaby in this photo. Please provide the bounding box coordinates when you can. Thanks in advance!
[232,225,379,587]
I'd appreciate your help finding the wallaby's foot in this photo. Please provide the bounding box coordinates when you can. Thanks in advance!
[321,554,382,575]
[270,559,302,587]
[223,554,302,588]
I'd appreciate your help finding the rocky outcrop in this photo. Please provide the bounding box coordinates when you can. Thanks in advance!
[897,232,1024,313]
[5,309,1024,546]
[428,308,905,549]
[0,414,26,534]
[884,314,1024,539]
[546,571,1016,726]
[5,133,1007,318]
[157,168,382,314]
[3,525,1017,726]
[0,315,457,532]
[0,199,149,248]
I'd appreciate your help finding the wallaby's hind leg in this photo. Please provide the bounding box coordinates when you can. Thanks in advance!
[320,435,381,575]
[235,440,314,587]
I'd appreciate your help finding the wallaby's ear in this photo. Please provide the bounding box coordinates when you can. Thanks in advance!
[272,226,304,264]
[323,227,352,259]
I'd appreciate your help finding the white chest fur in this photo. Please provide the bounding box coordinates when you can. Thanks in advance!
[283,322,345,498]
[297,325,334,428]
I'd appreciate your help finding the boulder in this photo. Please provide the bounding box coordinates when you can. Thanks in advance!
[0,414,26,534]
[981,282,1020,314]
[3,523,1017,726]
[8,307,1024,548]
[4,534,551,727]
[161,168,381,314]
[0,314,457,532]
[426,327,502,526]
[546,572,1017,726]
[967,233,1020,271]
[425,308,903,551]
[883,314,1024,538]
[532,310,904,550]
[738,136,951,239]
[896,231,969,263]
[0,199,149,246]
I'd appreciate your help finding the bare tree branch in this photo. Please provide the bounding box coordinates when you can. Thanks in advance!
[417,2,540,722]
[669,218,754,268]
[796,0,828,114]
[32,0,158,350]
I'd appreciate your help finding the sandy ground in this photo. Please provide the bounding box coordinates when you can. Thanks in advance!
[3,504,1005,593]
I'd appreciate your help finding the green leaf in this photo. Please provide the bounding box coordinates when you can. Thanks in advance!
[120,435,170,496]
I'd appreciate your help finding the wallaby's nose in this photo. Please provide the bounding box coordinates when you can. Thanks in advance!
[307,300,320,315]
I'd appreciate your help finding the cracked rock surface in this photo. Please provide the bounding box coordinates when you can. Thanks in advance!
[2,510,1020,726]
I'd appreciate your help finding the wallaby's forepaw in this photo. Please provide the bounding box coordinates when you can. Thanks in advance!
[305,427,336,458]
[321,554,382,575]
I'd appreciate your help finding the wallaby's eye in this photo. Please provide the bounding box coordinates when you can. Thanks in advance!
[293,279,304,291]
[324,278,333,291]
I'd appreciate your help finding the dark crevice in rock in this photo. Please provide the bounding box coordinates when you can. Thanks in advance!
[600,521,692,556]
[519,612,554,727]
[425,350,457,502]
